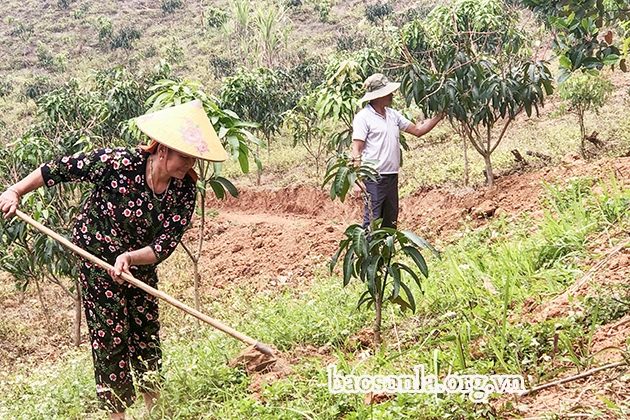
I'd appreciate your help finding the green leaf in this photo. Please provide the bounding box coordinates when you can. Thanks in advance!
[333,166,350,202]
[357,290,374,310]
[558,55,573,70]
[352,227,368,257]
[213,177,238,198]
[400,230,441,258]
[366,255,382,289]
[389,265,401,300]
[401,246,429,278]
[398,263,424,293]
[329,239,347,272]
[208,179,226,199]
[342,248,355,286]
[602,54,620,66]
[399,281,416,313]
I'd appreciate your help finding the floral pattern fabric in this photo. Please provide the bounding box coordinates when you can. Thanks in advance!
[41,147,196,412]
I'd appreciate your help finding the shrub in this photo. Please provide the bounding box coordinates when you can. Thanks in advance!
[314,0,331,22]
[163,36,184,64]
[110,26,141,50]
[0,81,13,98]
[289,56,325,87]
[144,45,158,58]
[23,75,56,100]
[161,0,183,14]
[206,6,228,28]
[36,42,66,72]
[95,17,113,46]
[399,6,433,23]
[209,56,236,78]
[365,2,393,25]
[57,0,76,9]
[558,72,613,156]
[336,32,366,52]
[9,20,34,40]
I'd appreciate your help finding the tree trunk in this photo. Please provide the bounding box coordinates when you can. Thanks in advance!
[256,143,261,186]
[73,279,82,347]
[34,276,49,317]
[484,153,494,187]
[373,292,382,349]
[578,110,587,158]
[462,135,469,186]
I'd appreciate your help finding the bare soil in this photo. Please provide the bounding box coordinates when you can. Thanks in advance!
[4,154,630,418]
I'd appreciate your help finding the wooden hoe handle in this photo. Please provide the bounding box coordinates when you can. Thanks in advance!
[14,209,275,357]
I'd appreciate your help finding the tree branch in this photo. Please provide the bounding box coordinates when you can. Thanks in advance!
[521,361,627,396]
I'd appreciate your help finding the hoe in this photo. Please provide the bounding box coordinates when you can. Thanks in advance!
[14,209,277,368]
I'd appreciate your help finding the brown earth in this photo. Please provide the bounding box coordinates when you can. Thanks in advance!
[199,155,630,418]
[4,154,630,418]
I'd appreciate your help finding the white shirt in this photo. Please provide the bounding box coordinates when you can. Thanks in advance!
[352,104,411,175]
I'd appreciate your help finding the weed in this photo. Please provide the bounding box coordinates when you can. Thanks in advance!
[9,20,34,40]
[110,27,141,50]
[580,283,630,326]
[161,0,184,14]
[23,75,56,100]
[0,81,13,98]
[57,0,76,9]
[206,6,229,28]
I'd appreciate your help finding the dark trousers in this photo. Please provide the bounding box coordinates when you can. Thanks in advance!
[79,258,162,412]
[362,174,399,230]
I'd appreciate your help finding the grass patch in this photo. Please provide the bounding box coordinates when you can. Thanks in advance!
[3,174,630,418]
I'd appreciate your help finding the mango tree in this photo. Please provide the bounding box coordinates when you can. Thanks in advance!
[218,66,297,153]
[519,0,630,79]
[398,0,554,186]
[284,91,332,175]
[0,63,260,341]
[315,49,382,152]
[0,64,171,344]
[323,154,439,347]
[0,135,84,344]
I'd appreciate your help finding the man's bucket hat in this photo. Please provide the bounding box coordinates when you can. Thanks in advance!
[359,73,401,103]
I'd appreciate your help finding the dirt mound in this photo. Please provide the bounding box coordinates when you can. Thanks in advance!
[197,156,630,294]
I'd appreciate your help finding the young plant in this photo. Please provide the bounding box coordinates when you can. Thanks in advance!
[558,72,613,157]
[323,153,439,347]
[130,79,258,313]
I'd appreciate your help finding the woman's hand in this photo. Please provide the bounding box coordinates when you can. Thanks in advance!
[0,188,20,219]
[108,252,133,285]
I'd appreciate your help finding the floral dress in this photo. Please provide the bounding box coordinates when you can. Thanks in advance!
[41,147,196,412]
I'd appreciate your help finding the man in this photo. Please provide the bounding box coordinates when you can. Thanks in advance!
[352,73,442,229]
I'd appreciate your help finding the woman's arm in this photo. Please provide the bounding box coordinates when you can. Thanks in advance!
[0,168,45,218]
[108,246,159,284]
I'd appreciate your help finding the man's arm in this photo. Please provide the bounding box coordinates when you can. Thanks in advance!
[404,112,443,138]
[351,139,365,165]
[351,139,365,198]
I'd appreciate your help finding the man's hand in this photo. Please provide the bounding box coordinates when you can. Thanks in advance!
[353,181,364,199]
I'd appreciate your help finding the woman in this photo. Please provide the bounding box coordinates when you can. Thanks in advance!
[0,100,226,419]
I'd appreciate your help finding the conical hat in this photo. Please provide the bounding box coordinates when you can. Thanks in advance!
[136,99,227,162]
